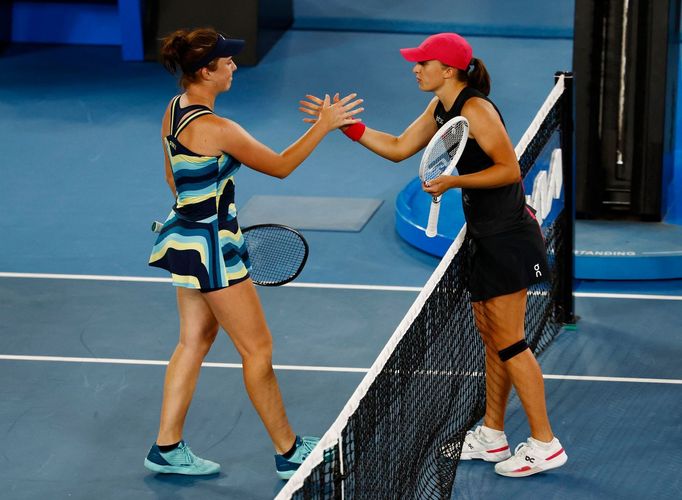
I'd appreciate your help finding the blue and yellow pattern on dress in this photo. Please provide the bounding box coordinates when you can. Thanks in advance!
[149,97,251,290]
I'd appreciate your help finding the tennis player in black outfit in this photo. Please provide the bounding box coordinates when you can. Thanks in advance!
[300,33,567,477]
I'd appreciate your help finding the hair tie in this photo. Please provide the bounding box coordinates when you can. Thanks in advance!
[467,61,475,74]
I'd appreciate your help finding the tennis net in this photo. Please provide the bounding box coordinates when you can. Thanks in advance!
[276,72,575,500]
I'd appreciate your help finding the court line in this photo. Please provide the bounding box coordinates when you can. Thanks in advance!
[1,354,680,384]
[573,291,682,301]
[0,272,171,283]
[0,354,368,373]
[0,272,422,292]
[2,272,682,299]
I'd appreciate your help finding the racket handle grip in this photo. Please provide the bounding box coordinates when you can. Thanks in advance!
[151,221,164,233]
[425,197,441,238]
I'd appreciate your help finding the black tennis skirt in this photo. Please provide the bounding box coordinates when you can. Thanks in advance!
[467,222,549,302]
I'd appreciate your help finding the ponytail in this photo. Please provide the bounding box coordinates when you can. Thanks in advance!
[160,29,191,75]
[465,57,491,96]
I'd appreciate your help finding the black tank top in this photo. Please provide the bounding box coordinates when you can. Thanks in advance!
[434,87,534,238]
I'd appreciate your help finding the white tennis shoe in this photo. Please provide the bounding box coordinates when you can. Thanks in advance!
[459,426,511,462]
[494,437,567,477]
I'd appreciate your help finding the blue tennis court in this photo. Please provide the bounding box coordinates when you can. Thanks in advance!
[1,2,681,499]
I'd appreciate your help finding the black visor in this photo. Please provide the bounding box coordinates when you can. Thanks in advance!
[186,34,245,73]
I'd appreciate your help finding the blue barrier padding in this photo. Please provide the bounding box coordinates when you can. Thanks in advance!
[394,177,465,257]
[11,2,120,45]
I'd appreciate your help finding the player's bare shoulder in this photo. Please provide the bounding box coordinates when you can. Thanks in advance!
[204,114,251,155]
[211,114,247,138]
[460,96,497,120]
[461,97,502,138]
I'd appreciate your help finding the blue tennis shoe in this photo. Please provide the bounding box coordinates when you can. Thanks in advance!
[275,435,320,480]
[144,440,220,475]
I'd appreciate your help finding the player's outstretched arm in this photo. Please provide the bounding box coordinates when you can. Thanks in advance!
[218,93,363,179]
[300,94,439,163]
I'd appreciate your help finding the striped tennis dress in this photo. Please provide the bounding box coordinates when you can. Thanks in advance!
[149,96,251,290]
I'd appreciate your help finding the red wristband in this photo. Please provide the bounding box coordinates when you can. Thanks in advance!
[342,122,366,141]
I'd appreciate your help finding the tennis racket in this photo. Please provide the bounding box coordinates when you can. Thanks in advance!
[419,116,469,238]
[152,221,308,286]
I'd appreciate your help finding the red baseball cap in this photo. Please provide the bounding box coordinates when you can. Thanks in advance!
[400,33,473,70]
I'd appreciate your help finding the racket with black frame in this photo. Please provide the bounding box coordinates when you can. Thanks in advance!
[151,221,308,286]
[419,116,469,238]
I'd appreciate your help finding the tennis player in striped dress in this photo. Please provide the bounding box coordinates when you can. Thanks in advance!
[144,27,363,479]
[148,93,251,290]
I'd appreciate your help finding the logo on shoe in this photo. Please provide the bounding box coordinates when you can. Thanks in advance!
[525,456,536,464]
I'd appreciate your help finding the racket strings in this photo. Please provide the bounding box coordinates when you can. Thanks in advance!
[421,125,467,182]
[244,226,307,285]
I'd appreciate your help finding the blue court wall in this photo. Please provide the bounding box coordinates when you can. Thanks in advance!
[293,0,575,38]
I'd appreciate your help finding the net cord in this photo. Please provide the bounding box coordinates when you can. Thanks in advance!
[276,74,567,500]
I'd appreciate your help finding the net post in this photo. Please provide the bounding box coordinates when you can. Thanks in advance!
[555,71,577,325]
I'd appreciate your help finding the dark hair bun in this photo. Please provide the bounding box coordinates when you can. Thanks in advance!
[160,29,191,74]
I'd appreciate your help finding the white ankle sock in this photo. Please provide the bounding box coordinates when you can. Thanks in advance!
[481,425,505,440]
[529,436,555,449]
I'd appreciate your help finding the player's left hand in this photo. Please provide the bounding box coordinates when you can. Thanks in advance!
[422,176,458,198]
